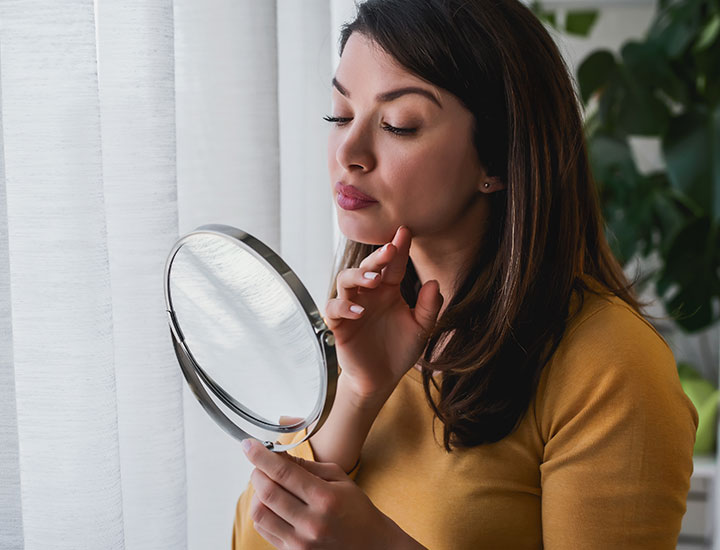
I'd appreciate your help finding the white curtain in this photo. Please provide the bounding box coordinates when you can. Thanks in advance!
[0,0,353,548]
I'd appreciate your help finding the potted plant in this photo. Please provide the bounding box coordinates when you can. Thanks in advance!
[575,0,720,333]
[533,0,720,452]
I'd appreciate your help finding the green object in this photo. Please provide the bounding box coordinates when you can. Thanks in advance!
[565,10,600,37]
[678,362,720,454]
[574,0,720,333]
[529,2,599,37]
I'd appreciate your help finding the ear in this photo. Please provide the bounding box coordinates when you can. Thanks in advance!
[479,176,506,193]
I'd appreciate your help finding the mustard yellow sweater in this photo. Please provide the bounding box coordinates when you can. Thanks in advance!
[233,288,698,549]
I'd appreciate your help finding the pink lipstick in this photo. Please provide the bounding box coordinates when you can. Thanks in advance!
[335,182,378,211]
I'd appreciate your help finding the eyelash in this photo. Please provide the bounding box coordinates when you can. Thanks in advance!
[322,115,417,136]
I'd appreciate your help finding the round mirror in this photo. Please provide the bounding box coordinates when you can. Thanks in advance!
[164,224,337,451]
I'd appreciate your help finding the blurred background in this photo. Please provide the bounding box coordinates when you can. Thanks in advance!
[0,0,717,549]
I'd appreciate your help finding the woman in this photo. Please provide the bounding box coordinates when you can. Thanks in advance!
[234,0,698,548]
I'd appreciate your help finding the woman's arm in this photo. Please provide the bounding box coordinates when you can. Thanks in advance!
[310,225,442,473]
[306,374,392,474]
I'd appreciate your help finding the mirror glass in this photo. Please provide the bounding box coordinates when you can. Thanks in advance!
[164,226,336,449]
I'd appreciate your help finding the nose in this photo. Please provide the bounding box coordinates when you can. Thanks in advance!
[334,119,376,173]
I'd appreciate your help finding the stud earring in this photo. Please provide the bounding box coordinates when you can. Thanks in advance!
[483,182,491,189]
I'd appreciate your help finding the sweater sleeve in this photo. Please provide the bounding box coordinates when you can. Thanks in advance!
[232,429,360,549]
[536,301,698,549]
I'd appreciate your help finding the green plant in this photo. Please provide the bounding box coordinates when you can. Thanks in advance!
[678,362,720,453]
[530,1,600,36]
[576,0,720,332]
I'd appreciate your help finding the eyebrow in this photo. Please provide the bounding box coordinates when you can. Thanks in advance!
[332,77,442,109]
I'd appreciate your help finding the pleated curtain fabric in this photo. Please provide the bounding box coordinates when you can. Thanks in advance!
[174,1,340,546]
[0,0,346,548]
[0,0,183,548]
[173,2,284,547]
[0,1,127,548]
[96,1,187,549]
[0,32,24,549]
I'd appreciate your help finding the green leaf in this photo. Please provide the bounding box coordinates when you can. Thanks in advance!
[577,50,616,104]
[667,288,716,331]
[530,1,557,28]
[657,216,719,331]
[621,40,687,104]
[615,66,670,135]
[565,10,599,37]
[693,23,720,104]
[677,361,703,381]
[590,133,647,264]
[693,13,720,52]
[650,182,686,253]
[596,75,624,131]
[648,0,704,58]
[588,133,639,183]
[662,105,720,222]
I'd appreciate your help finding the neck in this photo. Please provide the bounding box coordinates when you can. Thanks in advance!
[409,194,492,317]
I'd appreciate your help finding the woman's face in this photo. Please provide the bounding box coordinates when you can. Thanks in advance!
[328,32,490,246]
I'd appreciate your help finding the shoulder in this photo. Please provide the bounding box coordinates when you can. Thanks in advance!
[560,287,673,373]
[546,282,674,386]
[533,282,698,442]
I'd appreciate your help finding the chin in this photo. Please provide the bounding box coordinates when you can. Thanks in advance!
[337,212,391,246]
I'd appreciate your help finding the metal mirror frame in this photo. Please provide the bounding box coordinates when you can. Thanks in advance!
[163,224,338,451]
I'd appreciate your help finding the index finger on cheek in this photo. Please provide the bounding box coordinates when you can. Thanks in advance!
[380,227,411,285]
[359,242,395,272]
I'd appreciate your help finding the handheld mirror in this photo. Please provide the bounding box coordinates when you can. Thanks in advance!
[164,224,338,451]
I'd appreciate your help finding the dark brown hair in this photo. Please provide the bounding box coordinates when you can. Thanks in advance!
[329,0,643,451]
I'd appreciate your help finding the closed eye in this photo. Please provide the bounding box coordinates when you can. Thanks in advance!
[322,115,417,136]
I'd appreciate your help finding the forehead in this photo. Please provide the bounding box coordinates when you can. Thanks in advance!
[338,33,407,76]
[335,33,443,99]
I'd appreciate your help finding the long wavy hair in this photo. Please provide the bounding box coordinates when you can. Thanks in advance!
[327,0,643,451]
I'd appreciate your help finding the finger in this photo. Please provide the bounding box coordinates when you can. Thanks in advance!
[358,240,396,272]
[324,298,365,329]
[250,492,295,546]
[380,225,411,285]
[282,453,348,482]
[243,439,321,503]
[336,267,383,302]
[413,279,444,336]
[251,467,306,525]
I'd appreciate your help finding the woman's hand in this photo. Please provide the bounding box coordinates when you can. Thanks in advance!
[325,225,444,404]
[243,439,426,550]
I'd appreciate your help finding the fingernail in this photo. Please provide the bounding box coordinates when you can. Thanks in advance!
[350,304,364,314]
[241,439,253,453]
[363,272,379,280]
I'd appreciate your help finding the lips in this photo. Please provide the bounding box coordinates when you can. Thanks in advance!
[335,182,377,202]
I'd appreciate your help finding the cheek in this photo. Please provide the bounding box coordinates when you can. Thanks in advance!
[382,140,479,220]
[384,142,461,200]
